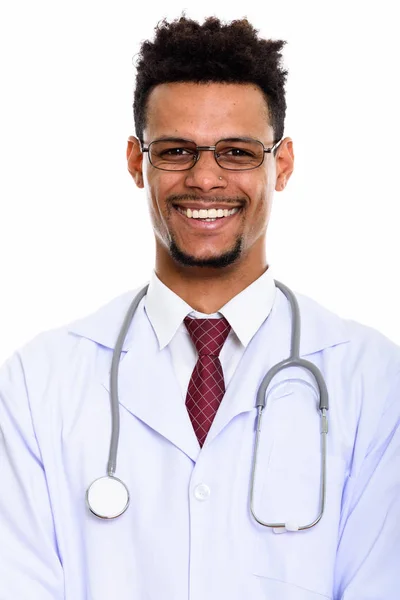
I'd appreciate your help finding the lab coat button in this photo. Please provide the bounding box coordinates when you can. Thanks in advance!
[194,483,211,501]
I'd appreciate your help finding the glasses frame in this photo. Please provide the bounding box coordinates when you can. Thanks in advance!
[140,137,282,172]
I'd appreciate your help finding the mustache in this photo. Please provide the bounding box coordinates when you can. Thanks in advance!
[167,194,246,206]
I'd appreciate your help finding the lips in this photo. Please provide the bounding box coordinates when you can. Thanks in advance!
[176,206,239,221]
[172,204,242,230]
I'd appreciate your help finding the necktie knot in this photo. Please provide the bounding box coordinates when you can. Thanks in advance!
[184,316,231,357]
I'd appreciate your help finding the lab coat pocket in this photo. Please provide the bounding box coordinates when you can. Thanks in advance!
[251,452,346,599]
[252,575,332,599]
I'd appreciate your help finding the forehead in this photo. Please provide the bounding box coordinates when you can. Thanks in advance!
[144,82,272,142]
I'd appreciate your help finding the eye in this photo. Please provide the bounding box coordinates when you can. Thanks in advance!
[229,148,253,157]
[159,147,196,157]
[217,146,256,158]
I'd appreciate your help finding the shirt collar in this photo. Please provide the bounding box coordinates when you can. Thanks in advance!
[144,272,192,350]
[67,275,349,357]
[219,269,276,346]
[144,268,276,350]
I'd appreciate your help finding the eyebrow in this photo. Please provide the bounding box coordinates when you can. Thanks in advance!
[148,135,261,143]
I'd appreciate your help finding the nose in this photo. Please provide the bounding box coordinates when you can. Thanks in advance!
[184,150,227,192]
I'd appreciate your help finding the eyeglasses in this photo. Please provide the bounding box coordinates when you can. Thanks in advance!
[140,137,281,172]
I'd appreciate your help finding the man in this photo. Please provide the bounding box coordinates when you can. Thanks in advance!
[0,15,399,600]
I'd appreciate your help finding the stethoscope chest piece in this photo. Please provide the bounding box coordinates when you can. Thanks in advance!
[86,475,130,519]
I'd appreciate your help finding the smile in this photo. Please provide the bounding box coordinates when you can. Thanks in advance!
[175,206,239,222]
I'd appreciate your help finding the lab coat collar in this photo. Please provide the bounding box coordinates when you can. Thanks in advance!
[145,269,277,349]
[68,287,147,352]
[68,283,350,359]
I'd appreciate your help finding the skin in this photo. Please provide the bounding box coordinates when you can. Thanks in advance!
[127,82,294,313]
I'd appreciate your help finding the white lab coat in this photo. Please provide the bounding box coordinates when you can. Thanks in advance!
[0,286,399,600]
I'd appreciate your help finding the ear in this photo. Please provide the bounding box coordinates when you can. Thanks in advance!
[126,135,144,189]
[274,137,294,192]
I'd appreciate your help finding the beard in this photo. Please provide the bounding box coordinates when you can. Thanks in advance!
[169,236,242,268]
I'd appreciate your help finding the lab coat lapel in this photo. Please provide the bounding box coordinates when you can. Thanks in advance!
[205,289,349,446]
[204,297,287,446]
[102,306,200,462]
[70,284,349,457]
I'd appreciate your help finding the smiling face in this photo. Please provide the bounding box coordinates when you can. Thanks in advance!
[127,82,293,278]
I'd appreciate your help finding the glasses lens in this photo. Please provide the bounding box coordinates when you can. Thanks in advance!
[215,139,264,170]
[149,140,197,170]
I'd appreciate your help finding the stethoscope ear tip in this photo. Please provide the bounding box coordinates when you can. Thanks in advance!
[285,520,300,532]
[273,521,300,534]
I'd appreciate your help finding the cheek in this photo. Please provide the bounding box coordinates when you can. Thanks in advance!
[245,177,273,236]
[144,182,164,234]
[247,175,270,215]
[253,195,270,230]
[145,174,165,219]
[145,174,178,238]
[145,170,181,214]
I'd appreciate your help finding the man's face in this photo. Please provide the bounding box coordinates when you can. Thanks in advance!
[128,82,293,270]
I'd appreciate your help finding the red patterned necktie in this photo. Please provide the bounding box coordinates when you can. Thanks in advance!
[184,316,231,447]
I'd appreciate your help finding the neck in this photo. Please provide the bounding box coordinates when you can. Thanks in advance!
[155,250,268,314]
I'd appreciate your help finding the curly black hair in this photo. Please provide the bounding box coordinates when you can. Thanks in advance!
[133,15,288,142]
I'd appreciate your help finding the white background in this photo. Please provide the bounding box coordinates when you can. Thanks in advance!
[1,0,399,363]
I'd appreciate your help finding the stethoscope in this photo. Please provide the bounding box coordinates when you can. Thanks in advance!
[86,280,329,533]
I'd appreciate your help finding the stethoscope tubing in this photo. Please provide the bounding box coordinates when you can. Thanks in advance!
[90,279,328,529]
[108,284,149,476]
[250,280,328,531]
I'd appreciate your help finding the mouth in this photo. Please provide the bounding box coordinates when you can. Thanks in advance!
[174,206,240,222]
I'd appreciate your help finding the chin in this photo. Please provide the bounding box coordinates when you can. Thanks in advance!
[169,238,242,268]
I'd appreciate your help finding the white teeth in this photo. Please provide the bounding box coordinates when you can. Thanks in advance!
[177,207,239,219]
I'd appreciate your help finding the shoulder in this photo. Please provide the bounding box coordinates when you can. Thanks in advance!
[1,286,147,382]
[290,288,400,385]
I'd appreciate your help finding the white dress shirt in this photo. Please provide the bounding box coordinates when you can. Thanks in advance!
[144,268,277,401]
